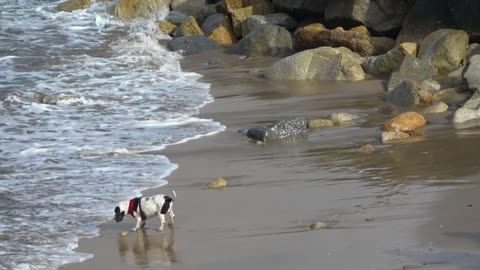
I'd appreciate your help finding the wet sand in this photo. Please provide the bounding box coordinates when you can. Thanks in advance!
[63,51,480,270]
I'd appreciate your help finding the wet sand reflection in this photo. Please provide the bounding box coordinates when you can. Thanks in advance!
[117,228,177,267]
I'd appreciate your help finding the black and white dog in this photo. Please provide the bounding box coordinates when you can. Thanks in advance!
[114,191,176,231]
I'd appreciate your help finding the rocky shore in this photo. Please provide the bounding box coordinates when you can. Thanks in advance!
[57,0,480,143]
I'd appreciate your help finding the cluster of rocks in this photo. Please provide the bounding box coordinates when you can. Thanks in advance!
[56,0,480,134]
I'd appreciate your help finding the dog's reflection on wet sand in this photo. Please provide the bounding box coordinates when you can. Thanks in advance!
[117,228,177,267]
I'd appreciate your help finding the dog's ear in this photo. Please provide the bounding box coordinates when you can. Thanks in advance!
[115,206,120,214]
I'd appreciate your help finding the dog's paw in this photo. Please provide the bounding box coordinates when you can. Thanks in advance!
[158,227,164,231]
[168,222,174,228]
[130,228,138,232]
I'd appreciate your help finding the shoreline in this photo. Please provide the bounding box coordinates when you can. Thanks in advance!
[63,50,480,270]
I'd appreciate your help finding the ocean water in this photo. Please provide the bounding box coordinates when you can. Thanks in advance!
[0,1,224,269]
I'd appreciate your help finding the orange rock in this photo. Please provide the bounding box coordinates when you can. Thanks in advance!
[383,112,426,132]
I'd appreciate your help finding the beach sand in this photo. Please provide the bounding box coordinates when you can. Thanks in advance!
[63,51,480,270]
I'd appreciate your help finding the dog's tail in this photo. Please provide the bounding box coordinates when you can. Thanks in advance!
[172,190,176,200]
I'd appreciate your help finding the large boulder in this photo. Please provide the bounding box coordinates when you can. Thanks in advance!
[231,3,274,37]
[452,92,480,124]
[386,80,434,108]
[56,0,90,12]
[463,55,480,92]
[417,29,469,74]
[272,0,328,17]
[234,25,293,57]
[115,0,170,20]
[264,46,365,81]
[293,23,328,51]
[194,4,219,25]
[174,16,204,37]
[202,14,237,45]
[387,56,437,92]
[242,13,297,37]
[167,35,221,55]
[245,118,309,142]
[362,42,417,76]
[383,112,427,132]
[324,0,413,35]
[302,27,375,57]
[397,0,480,44]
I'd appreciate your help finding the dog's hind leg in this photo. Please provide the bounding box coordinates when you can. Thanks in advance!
[168,209,175,228]
[141,220,146,228]
[158,213,166,231]
[131,217,142,231]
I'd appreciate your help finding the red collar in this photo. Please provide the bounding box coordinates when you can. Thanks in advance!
[128,198,136,217]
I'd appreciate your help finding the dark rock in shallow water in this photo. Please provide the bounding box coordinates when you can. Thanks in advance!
[245,118,309,142]
[167,36,220,55]
[234,24,293,57]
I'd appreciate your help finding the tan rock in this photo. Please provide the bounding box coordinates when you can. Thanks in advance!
[399,42,418,57]
[423,101,449,114]
[208,177,228,189]
[371,36,395,55]
[350,25,370,36]
[174,16,204,37]
[119,231,129,236]
[115,0,170,20]
[330,112,359,124]
[308,119,334,128]
[202,14,237,45]
[383,112,427,132]
[157,20,177,35]
[224,0,268,14]
[231,3,274,37]
[293,23,327,51]
[358,144,375,153]
[56,0,90,12]
[308,28,375,57]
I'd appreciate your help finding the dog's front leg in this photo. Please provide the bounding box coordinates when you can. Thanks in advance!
[131,217,142,231]
[158,213,166,231]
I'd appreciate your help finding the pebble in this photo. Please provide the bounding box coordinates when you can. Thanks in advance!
[208,177,228,189]
[309,221,327,230]
[120,231,128,237]
[358,144,375,153]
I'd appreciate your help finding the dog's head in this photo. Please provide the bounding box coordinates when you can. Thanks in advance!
[114,201,128,222]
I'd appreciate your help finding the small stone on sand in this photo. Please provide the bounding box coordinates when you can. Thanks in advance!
[208,177,228,189]
[309,221,327,230]
[120,231,128,236]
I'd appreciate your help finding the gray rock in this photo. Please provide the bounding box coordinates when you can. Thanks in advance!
[56,0,90,12]
[264,46,365,81]
[234,25,293,57]
[397,0,480,45]
[166,10,190,26]
[194,4,219,25]
[387,56,437,92]
[423,101,449,114]
[170,0,205,14]
[452,91,480,124]
[362,46,406,76]
[325,0,413,35]
[464,55,480,92]
[245,118,309,142]
[418,29,469,74]
[371,36,396,56]
[272,0,328,17]
[202,14,229,36]
[386,80,434,108]
[167,35,220,55]
[241,13,297,37]
[330,112,359,124]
